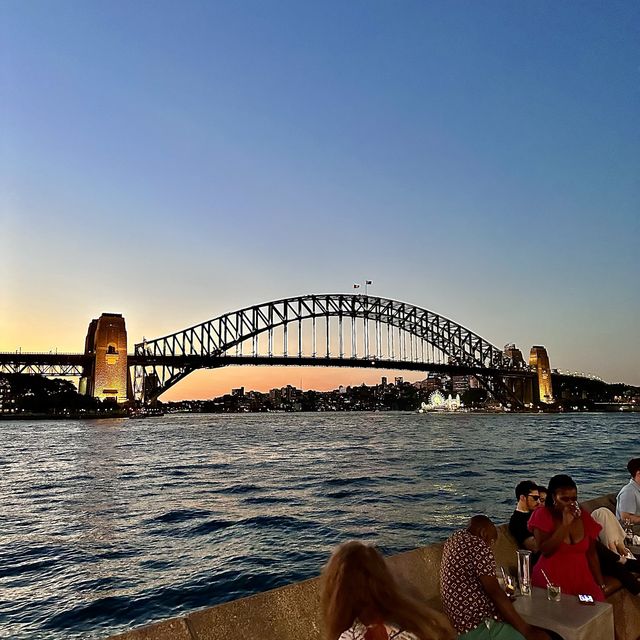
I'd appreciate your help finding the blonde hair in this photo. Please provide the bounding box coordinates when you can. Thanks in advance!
[320,541,454,640]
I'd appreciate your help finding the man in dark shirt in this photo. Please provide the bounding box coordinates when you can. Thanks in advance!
[508,480,540,554]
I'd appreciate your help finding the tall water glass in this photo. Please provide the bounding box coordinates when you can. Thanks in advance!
[517,549,532,596]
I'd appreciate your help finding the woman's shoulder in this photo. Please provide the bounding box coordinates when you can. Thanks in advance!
[581,507,602,537]
[528,506,554,530]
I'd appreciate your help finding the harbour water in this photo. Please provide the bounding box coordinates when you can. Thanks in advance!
[2,412,638,639]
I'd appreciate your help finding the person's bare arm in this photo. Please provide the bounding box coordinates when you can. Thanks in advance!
[522,535,538,552]
[534,523,568,556]
[479,575,550,640]
[619,511,640,525]
[534,506,577,556]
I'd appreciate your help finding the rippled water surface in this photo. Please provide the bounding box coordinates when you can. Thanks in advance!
[2,412,639,639]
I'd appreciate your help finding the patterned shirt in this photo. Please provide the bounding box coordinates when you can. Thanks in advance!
[440,530,498,634]
[338,621,418,639]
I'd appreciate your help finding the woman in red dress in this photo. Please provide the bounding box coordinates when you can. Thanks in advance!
[528,474,606,601]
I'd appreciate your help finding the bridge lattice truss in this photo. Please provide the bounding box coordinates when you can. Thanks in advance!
[0,354,87,377]
[134,294,521,404]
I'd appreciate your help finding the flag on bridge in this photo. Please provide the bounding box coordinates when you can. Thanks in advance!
[353,284,360,289]
[365,280,372,285]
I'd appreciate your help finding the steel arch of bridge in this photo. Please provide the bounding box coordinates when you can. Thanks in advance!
[134,294,520,404]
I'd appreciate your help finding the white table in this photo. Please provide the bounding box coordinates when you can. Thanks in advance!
[513,586,614,640]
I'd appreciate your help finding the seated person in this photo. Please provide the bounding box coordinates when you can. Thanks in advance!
[509,481,541,561]
[528,474,606,601]
[537,485,547,509]
[592,507,635,560]
[321,541,455,640]
[591,507,640,595]
[440,515,549,640]
[616,458,640,524]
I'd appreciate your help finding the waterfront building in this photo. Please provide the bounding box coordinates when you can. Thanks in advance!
[0,377,15,413]
[451,375,469,394]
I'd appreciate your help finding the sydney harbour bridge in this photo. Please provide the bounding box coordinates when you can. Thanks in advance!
[0,294,553,408]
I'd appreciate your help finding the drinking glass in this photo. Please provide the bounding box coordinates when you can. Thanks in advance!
[624,519,634,544]
[504,574,516,597]
[547,583,561,602]
[517,550,531,596]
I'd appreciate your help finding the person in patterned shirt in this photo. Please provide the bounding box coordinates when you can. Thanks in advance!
[321,541,455,640]
[440,516,550,640]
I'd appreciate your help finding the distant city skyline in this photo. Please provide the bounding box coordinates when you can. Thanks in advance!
[2,1,638,396]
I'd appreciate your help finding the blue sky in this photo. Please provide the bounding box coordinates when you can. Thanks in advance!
[1,1,639,396]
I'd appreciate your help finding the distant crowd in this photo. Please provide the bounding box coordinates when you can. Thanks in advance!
[318,458,640,640]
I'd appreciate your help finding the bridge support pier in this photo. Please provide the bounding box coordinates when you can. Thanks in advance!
[80,313,130,404]
[529,346,554,405]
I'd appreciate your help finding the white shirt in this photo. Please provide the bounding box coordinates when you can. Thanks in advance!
[616,478,640,519]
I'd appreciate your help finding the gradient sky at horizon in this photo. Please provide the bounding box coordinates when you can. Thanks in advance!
[1,1,639,399]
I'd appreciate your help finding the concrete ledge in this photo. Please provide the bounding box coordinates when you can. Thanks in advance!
[110,493,640,640]
[186,577,321,640]
[111,617,192,640]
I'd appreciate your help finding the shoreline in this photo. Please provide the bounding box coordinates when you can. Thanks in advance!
[0,411,128,420]
[1,406,638,421]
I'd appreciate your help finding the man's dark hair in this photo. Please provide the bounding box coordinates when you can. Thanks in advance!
[545,474,577,508]
[627,459,640,478]
[515,480,538,500]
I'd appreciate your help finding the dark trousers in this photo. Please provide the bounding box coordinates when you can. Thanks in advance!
[597,540,640,595]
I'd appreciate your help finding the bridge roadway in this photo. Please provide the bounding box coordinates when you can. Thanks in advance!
[0,352,533,379]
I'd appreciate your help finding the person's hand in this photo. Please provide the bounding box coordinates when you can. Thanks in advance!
[526,627,551,640]
[562,505,578,527]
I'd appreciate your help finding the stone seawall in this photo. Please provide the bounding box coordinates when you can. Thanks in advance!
[111,493,640,640]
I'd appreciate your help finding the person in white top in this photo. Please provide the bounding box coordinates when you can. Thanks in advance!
[591,507,634,559]
[616,458,640,524]
[320,541,455,640]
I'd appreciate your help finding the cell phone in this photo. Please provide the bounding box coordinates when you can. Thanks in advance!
[578,594,595,605]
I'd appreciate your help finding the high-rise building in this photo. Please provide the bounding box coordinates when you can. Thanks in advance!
[0,377,15,413]
[451,375,470,394]
[503,343,525,367]
[529,346,554,404]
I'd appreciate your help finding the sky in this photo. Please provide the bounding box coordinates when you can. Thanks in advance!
[1,1,639,400]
